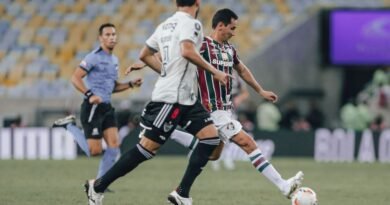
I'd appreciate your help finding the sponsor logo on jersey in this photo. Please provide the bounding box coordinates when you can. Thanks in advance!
[212,59,234,67]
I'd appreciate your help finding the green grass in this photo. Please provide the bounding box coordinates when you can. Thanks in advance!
[0,157,389,205]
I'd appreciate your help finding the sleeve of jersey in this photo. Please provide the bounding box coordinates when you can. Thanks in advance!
[232,46,241,65]
[79,54,94,72]
[179,19,203,44]
[145,30,159,52]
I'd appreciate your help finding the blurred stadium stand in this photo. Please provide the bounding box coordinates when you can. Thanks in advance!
[0,0,387,126]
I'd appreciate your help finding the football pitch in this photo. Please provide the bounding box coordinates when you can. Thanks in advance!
[0,157,388,205]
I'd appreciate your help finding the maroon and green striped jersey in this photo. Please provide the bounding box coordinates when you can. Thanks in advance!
[197,36,241,112]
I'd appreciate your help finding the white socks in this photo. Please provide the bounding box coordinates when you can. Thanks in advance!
[248,149,286,191]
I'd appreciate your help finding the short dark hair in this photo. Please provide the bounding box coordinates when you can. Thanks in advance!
[176,0,196,7]
[99,23,115,35]
[212,8,238,29]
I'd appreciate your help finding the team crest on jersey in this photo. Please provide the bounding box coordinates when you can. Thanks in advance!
[221,52,229,61]
[163,121,174,132]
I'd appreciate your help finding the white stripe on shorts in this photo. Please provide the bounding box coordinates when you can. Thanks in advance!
[88,104,98,123]
[153,104,173,128]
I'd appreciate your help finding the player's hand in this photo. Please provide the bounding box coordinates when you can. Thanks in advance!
[260,90,278,103]
[89,95,103,104]
[125,62,146,75]
[130,78,143,88]
[213,70,233,86]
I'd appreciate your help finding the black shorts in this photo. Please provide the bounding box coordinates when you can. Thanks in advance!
[80,100,117,139]
[140,101,213,144]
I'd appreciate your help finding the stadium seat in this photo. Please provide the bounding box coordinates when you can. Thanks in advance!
[0,0,386,99]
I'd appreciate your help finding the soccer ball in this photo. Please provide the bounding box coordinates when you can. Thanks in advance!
[291,187,318,205]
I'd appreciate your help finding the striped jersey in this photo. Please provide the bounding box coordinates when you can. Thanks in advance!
[198,36,241,112]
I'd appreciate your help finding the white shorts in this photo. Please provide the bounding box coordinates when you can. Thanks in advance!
[211,110,242,143]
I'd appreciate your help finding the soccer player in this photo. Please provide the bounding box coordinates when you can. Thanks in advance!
[84,1,230,205]
[53,23,142,186]
[168,8,304,199]
[209,72,250,171]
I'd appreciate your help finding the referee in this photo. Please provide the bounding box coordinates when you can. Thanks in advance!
[56,23,142,186]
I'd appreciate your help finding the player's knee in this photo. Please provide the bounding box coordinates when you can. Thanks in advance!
[90,147,103,156]
[106,141,119,148]
[236,138,257,154]
[208,144,223,160]
[242,141,257,154]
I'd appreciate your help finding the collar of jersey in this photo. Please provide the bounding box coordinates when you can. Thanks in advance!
[175,11,194,19]
[94,47,112,56]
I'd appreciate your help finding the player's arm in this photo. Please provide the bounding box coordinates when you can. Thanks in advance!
[139,46,162,74]
[71,67,102,104]
[180,41,229,85]
[234,61,278,103]
[126,52,162,75]
[113,78,143,93]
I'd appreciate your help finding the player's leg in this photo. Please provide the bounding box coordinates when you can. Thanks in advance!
[84,123,103,156]
[97,127,120,179]
[91,102,178,194]
[85,135,155,205]
[170,102,220,201]
[221,142,235,170]
[171,129,198,150]
[88,139,103,156]
[96,107,121,179]
[53,115,90,156]
[231,130,303,198]
[170,129,224,160]
[168,124,219,204]
[92,135,158,193]
[79,100,105,156]
[208,110,240,170]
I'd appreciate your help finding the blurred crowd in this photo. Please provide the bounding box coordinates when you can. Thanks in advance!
[5,66,389,133]
[226,68,390,132]
[340,68,390,131]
